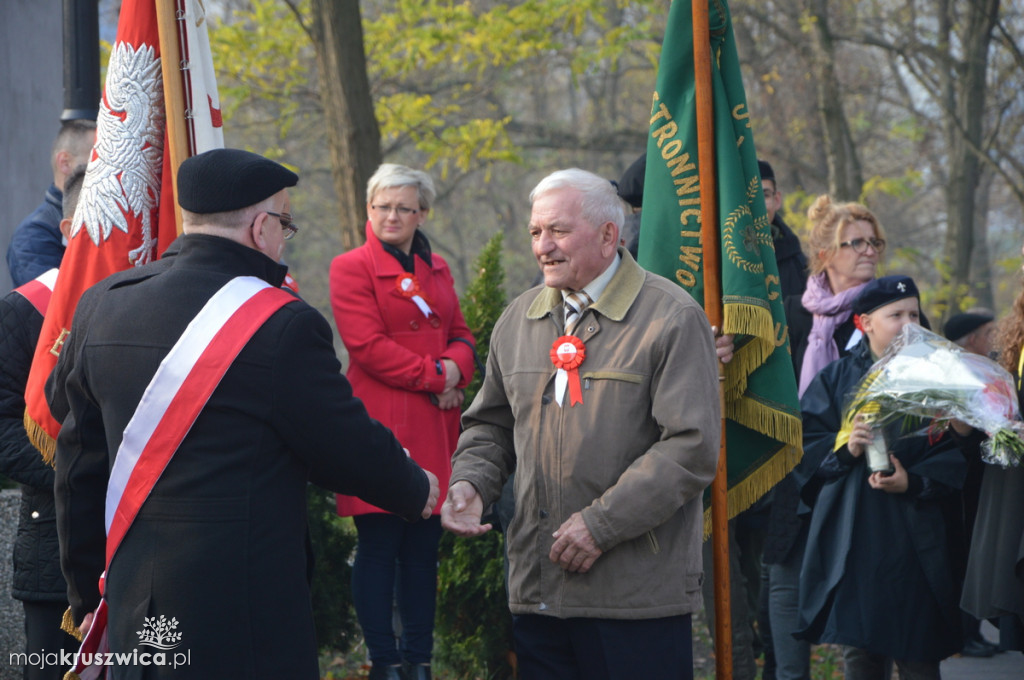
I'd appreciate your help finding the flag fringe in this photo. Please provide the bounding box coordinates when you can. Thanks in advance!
[25,411,57,466]
[726,395,803,451]
[703,441,803,540]
[721,301,777,402]
[61,606,83,641]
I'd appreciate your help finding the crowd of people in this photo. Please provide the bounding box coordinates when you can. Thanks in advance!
[0,126,1022,680]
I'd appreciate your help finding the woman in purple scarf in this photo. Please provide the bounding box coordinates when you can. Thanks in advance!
[763,194,886,680]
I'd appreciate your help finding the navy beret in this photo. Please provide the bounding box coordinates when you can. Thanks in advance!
[178,148,298,214]
[758,159,775,182]
[944,312,994,342]
[853,275,919,316]
[617,153,646,208]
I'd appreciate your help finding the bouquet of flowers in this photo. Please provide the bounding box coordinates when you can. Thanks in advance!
[844,323,1024,467]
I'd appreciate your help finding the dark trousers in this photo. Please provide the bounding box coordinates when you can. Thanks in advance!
[512,613,693,680]
[22,600,79,680]
[842,647,939,680]
[352,513,443,666]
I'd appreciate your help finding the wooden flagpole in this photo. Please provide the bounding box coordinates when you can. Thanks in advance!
[155,0,189,235]
[692,1,733,678]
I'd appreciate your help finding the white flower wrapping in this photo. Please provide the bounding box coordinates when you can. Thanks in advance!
[845,324,1024,467]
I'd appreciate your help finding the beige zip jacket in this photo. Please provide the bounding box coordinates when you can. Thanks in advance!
[452,250,720,619]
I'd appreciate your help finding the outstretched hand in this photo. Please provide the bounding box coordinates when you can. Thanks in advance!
[441,481,492,536]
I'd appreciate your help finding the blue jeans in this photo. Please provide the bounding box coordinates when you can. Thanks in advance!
[352,513,442,666]
[768,529,811,680]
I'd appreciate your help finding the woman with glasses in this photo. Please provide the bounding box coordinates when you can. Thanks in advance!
[330,163,476,680]
[764,194,888,680]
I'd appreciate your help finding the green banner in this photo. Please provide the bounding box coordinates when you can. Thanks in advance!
[638,0,802,529]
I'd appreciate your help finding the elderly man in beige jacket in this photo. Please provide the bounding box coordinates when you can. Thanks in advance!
[442,168,721,679]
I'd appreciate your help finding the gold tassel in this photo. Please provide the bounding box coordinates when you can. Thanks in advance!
[61,607,83,641]
[24,411,57,467]
[703,442,804,540]
[63,672,82,680]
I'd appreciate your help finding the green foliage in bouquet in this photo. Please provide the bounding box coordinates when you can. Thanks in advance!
[435,231,514,679]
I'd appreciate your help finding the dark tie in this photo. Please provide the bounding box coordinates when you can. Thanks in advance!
[563,290,593,335]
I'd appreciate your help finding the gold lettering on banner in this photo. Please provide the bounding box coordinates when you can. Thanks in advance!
[679,246,702,272]
[50,328,70,357]
[774,322,788,347]
[676,270,697,286]
[651,90,704,289]
[733,103,750,127]
[766,274,780,301]
[680,209,701,226]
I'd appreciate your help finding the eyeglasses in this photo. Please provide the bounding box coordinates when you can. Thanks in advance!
[371,204,419,216]
[265,211,298,240]
[839,237,885,254]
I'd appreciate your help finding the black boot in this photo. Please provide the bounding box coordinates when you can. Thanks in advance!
[368,664,405,680]
[403,662,432,680]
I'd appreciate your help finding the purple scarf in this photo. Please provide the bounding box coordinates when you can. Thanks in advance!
[798,273,870,396]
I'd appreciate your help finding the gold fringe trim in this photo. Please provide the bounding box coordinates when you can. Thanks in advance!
[721,302,778,402]
[726,397,803,451]
[703,441,804,540]
[25,411,57,467]
[63,672,82,680]
[61,606,83,641]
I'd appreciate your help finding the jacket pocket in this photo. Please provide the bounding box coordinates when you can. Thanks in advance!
[581,370,644,386]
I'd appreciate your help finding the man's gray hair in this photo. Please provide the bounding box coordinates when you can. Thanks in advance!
[366,163,436,211]
[530,168,625,230]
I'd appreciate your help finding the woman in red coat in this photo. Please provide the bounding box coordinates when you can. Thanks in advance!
[330,163,476,680]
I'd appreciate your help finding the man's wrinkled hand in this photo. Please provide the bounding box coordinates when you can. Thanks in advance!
[549,512,603,573]
[710,327,734,364]
[79,611,94,637]
[421,469,440,519]
[441,481,492,536]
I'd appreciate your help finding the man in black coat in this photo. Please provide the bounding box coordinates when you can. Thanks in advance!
[47,149,438,679]
[759,159,808,298]
[0,167,85,680]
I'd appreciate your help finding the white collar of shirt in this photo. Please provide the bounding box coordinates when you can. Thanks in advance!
[561,253,621,308]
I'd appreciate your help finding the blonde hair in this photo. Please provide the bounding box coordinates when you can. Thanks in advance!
[806,194,887,275]
[366,163,436,211]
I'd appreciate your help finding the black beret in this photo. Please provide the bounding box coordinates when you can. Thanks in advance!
[617,153,646,208]
[853,275,919,316]
[178,148,298,214]
[944,312,995,342]
[758,159,775,182]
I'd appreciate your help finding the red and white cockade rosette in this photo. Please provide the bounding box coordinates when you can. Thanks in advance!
[395,273,433,318]
[550,335,586,407]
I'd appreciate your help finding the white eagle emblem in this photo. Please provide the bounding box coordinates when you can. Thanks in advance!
[72,40,165,266]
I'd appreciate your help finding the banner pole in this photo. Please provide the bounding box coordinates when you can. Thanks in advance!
[692,1,732,677]
[155,0,189,235]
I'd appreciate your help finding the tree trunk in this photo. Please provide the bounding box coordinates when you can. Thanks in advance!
[308,0,381,252]
[940,0,999,325]
[807,0,863,201]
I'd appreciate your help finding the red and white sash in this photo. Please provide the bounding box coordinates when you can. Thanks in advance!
[13,268,58,316]
[69,276,294,680]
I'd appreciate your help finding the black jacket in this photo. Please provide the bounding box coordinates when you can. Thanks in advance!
[48,234,430,679]
[772,215,808,299]
[795,340,965,661]
[0,287,67,601]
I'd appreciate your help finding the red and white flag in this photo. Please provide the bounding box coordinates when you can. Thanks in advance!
[25,0,224,460]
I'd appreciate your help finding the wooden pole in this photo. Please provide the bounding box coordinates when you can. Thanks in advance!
[692,1,733,678]
[155,0,189,235]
